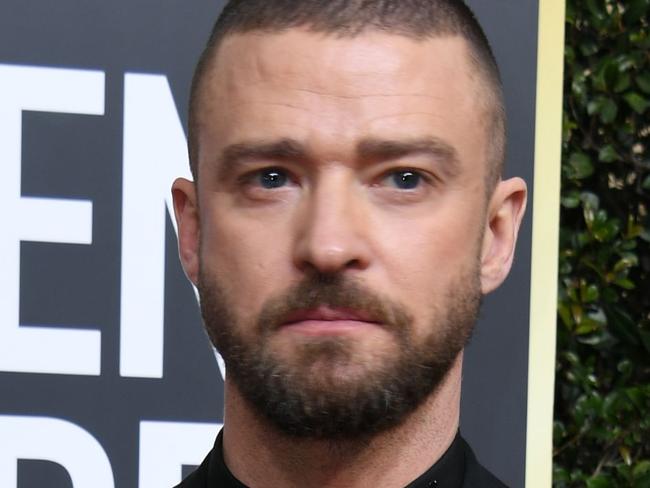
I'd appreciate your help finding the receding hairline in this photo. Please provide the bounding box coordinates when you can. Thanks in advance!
[188,16,506,192]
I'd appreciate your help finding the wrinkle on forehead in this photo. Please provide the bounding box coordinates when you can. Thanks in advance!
[228,95,444,111]
[275,87,440,101]
[210,29,479,102]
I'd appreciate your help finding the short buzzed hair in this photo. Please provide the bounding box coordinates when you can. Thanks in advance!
[188,0,506,190]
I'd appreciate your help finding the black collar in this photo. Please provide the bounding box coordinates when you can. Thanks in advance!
[205,429,466,487]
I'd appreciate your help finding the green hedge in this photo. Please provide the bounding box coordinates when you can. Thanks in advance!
[554,0,650,486]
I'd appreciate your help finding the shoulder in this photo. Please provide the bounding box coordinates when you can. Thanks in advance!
[461,438,509,488]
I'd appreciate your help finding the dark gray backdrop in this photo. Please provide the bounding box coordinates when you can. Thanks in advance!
[0,1,538,487]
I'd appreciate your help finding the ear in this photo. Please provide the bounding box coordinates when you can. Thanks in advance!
[480,177,528,294]
[172,177,200,285]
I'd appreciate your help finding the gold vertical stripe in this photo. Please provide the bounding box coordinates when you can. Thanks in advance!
[526,0,566,486]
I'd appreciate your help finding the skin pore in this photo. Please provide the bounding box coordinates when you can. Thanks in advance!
[173,29,527,487]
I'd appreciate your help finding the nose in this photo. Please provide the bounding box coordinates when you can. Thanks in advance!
[292,176,371,275]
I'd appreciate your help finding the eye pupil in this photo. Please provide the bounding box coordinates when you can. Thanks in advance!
[392,171,420,189]
[260,170,287,189]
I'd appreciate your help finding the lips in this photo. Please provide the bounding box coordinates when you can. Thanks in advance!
[281,305,379,326]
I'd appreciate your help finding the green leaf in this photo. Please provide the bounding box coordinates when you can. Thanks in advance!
[617,359,633,375]
[613,253,639,272]
[614,73,631,93]
[588,96,618,123]
[581,191,600,209]
[624,92,650,114]
[603,61,620,90]
[566,0,576,24]
[621,238,638,251]
[640,228,650,243]
[606,305,640,345]
[572,76,587,98]
[576,331,614,347]
[563,112,577,142]
[580,282,599,302]
[620,446,633,466]
[599,98,618,123]
[571,303,584,326]
[565,1,576,23]
[566,280,580,302]
[593,62,611,92]
[594,219,620,242]
[588,209,619,242]
[561,190,581,208]
[558,301,575,329]
[604,390,623,416]
[617,54,636,72]
[584,206,596,227]
[568,152,595,179]
[564,351,580,366]
[598,145,620,162]
[634,470,650,488]
[575,315,604,335]
[637,73,650,94]
[633,460,650,479]
[625,387,647,410]
[614,277,635,289]
[585,0,604,17]
[626,215,644,238]
[586,474,613,488]
[580,39,599,56]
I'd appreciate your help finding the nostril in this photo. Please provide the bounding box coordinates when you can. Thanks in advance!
[344,257,364,270]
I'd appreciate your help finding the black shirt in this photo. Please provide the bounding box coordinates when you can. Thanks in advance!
[175,430,508,487]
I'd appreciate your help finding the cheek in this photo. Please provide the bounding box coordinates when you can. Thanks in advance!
[199,207,295,313]
[372,203,482,302]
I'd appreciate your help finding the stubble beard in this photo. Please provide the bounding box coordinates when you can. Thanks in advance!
[197,266,481,440]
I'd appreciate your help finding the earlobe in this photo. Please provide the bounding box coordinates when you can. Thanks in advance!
[480,177,528,294]
[172,177,200,285]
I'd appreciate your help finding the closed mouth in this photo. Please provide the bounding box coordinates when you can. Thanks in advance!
[281,305,380,326]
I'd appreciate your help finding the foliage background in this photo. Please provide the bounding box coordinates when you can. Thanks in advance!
[554,0,650,485]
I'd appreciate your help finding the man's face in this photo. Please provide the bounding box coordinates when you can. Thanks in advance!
[180,30,513,437]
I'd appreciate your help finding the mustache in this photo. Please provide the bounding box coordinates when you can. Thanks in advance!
[256,273,413,335]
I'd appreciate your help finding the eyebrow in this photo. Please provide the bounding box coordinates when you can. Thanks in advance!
[356,137,460,175]
[217,138,311,175]
[216,136,460,175]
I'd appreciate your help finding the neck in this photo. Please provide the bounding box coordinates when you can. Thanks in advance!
[222,354,463,488]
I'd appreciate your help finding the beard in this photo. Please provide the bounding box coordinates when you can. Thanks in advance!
[197,266,481,440]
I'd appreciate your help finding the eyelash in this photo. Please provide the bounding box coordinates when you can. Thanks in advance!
[238,167,292,186]
[377,168,433,189]
[237,166,435,190]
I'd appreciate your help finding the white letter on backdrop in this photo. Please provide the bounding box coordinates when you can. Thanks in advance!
[120,74,193,378]
[0,415,114,488]
[0,64,103,375]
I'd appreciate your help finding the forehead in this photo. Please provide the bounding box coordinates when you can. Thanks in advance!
[196,29,487,171]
